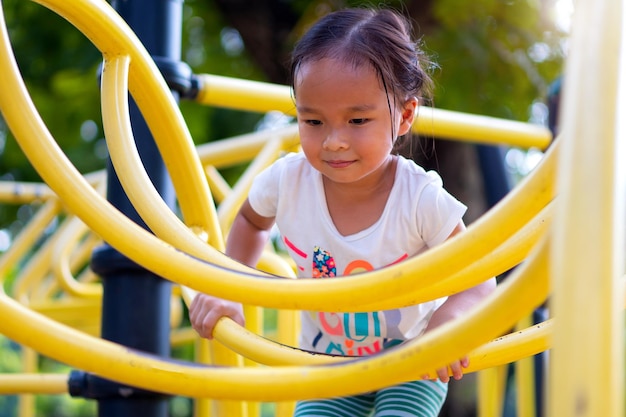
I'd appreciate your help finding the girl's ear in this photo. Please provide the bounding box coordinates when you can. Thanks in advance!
[398,97,418,136]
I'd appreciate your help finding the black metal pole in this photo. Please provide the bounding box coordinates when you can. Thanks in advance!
[68,1,186,416]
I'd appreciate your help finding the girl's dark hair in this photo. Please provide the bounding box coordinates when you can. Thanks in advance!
[289,8,434,150]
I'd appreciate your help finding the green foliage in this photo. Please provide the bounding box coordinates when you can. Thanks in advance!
[2,0,103,182]
[0,335,19,416]
[179,1,266,145]
[426,0,564,119]
[0,336,97,417]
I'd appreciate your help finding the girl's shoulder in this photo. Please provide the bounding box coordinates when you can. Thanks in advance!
[395,155,444,187]
[276,151,308,165]
[269,152,316,177]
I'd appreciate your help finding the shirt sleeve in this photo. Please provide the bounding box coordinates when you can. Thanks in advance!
[416,171,467,248]
[247,154,294,218]
[247,163,280,218]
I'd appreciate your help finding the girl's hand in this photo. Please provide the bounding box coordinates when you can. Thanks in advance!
[189,293,245,340]
[422,356,470,383]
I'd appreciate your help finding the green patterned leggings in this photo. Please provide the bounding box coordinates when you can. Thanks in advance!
[293,380,448,417]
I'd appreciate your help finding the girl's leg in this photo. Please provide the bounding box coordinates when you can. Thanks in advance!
[373,380,448,417]
[293,392,375,417]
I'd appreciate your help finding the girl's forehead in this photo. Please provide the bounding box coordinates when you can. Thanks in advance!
[294,58,382,92]
[294,59,393,114]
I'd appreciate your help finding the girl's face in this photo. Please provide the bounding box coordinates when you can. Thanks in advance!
[294,58,417,188]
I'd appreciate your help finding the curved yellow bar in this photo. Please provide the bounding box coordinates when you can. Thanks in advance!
[100,54,242,267]
[358,200,553,309]
[0,234,549,401]
[466,320,551,375]
[0,199,60,289]
[11,233,61,304]
[51,214,102,298]
[195,74,552,150]
[34,0,223,250]
[212,315,552,370]
[207,200,553,363]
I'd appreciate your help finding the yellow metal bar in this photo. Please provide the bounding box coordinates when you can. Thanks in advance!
[0,181,57,203]
[29,297,102,331]
[358,200,553,310]
[194,338,214,417]
[11,233,58,303]
[275,402,296,417]
[196,125,300,169]
[242,305,262,417]
[0,173,104,205]
[207,313,555,370]
[477,365,507,417]
[217,136,284,233]
[34,0,223,250]
[204,165,231,204]
[51,214,102,298]
[415,106,552,150]
[208,339,247,417]
[0,373,67,395]
[1,25,558,311]
[0,233,550,401]
[0,0,558,313]
[0,198,60,289]
[17,347,37,417]
[548,0,625,415]
[514,315,536,417]
[99,54,235,261]
[195,74,552,150]
[195,74,294,115]
[208,203,552,366]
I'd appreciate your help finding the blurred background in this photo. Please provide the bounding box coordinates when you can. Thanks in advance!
[0,0,569,415]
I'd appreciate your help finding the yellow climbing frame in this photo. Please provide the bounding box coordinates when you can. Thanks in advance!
[0,0,623,416]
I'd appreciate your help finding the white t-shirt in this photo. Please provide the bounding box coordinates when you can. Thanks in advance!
[249,152,467,356]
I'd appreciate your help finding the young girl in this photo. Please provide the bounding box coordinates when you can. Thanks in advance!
[190,7,496,417]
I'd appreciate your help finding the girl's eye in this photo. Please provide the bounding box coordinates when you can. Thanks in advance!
[303,119,322,126]
[350,118,368,125]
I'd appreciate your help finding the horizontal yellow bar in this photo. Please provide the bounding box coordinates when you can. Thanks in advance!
[0,172,103,204]
[0,374,67,395]
[195,74,552,150]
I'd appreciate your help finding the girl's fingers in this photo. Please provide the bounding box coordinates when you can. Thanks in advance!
[431,356,470,383]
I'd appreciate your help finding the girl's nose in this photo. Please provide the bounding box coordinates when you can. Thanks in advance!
[323,130,348,151]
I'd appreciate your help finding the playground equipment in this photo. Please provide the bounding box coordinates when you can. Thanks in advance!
[0,0,623,417]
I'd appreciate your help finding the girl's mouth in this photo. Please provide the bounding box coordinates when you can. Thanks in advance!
[326,160,354,169]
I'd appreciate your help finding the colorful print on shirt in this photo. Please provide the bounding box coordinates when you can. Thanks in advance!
[308,245,398,356]
[280,237,411,356]
[312,246,336,278]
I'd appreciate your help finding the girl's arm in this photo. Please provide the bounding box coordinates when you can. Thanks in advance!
[189,199,275,339]
[423,221,497,382]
